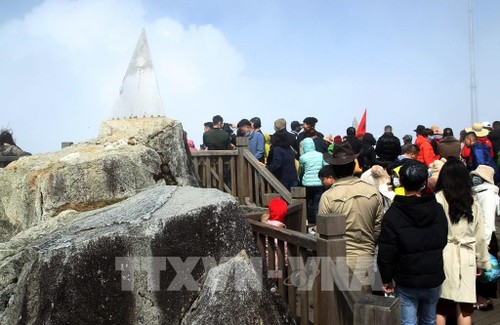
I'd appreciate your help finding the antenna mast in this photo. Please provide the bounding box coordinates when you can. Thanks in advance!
[468,0,478,123]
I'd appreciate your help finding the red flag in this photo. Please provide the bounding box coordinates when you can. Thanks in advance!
[356,109,367,138]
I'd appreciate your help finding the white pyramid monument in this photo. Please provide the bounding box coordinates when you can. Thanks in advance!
[110,29,165,119]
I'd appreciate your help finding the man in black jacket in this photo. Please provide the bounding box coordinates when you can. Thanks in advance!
[377,160,448,325]
[344,126,363,154]
[375,125,401,162]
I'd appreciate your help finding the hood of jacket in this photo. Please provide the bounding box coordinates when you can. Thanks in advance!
[301,137,316,154]
[392,194,441,227]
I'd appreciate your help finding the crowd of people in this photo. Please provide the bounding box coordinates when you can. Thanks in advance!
[199,115,500,324]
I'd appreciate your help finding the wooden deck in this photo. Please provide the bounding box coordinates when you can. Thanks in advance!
[471,220,500,325]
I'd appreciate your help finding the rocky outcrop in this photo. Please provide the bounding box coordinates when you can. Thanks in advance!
[98,117,198,187]
[0,117,199,241]
[0,185,275,324]
[181,250,295,325]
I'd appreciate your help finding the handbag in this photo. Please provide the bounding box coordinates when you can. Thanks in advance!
[479,253,500,283]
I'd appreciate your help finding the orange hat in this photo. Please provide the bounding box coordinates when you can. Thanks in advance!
[268,198,288,224]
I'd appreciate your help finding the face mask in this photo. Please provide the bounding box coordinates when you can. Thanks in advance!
[393,177,400,188]
[428,136,434,141]
[420,184,426,192]
[245,131,250,136]
[472,176,483,186]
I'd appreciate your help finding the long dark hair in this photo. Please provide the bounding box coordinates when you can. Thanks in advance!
[434,158,474,224]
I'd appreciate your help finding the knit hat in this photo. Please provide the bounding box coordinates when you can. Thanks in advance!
[465,123,489,137]
[268,198,288,224]
[333,135,342,143]
[303,117,318,128]
[471,165,495,185]
[274,118,287,131]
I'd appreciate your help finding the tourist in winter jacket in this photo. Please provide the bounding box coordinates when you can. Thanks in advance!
[297,117,328,154]
[437,127,461,160]
[471,165,500,311]
[264,120,299,191]
[378,160,448,325]
[375,125,401,162]
[414,125,439,168]
[320,142,384,290]
[299,138,327,224]
[435,159,490,325]
[358,133,377,172]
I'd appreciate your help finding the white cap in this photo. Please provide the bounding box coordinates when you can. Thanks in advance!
[482,121,492,129]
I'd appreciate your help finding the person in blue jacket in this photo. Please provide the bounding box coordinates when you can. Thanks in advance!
[464,131,500,184]
[299,137,327,224]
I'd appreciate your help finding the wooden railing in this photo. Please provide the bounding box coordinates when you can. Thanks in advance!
[192,137,307,232]
[191,137,291,203]
[247,213,400,325]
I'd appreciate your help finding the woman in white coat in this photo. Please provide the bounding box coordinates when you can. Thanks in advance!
[471,165,500,310]
[435,159,491,325]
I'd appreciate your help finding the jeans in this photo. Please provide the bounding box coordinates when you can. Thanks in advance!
[305,186,324,224]
[397,285,440,325]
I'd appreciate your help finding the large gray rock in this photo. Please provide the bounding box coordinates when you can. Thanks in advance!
[181,250,295,325]
[0,117,199,241]
[0,185,276,324]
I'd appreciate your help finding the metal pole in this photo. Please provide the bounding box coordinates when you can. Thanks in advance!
[468,0,478,123]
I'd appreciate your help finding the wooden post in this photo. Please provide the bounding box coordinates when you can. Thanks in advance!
[236,137,249,204]
[290,187,307,233]
[315,214,347,325]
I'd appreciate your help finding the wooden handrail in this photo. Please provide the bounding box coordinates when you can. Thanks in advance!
[240,148,292,203]
[247,213,400,324]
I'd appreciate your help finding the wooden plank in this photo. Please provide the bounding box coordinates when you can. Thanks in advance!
[204,158,211,188]
[287,243,297,318]
[299,247,309,325]
[268,236,276,279]
[277,239,287,300]
[253,168,260,206]
[217,156,224,191]
[230,156,237,196]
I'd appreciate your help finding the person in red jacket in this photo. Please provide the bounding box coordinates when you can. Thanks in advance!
[414,125,440,168]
